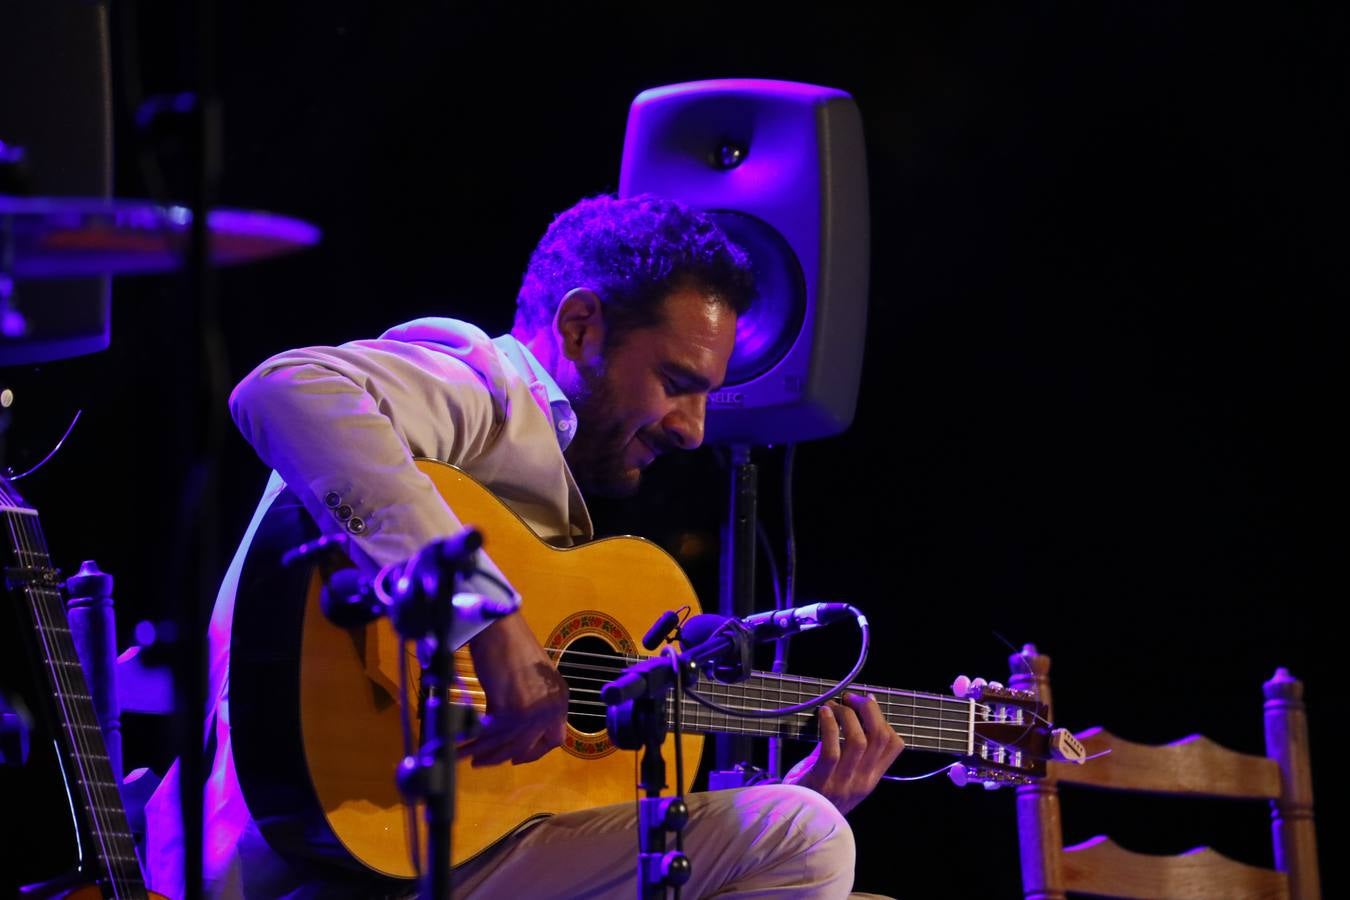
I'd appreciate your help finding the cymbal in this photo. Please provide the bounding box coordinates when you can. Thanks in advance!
[0,196,320,279]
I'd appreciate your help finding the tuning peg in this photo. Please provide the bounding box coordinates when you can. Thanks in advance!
[951,675,972,698]
[971,677,988,690]
[988,681,1004,691]
[948,763,1009,791]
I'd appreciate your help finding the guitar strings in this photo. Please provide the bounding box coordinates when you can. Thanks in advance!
[510,648,994,715]
[435,692,972,753]
[443,679,976,739]
[529,643,1053,767]
[5,500,123,896]
[7,509,114,894]
[442,674,979,753]
[449,674,982,741]
[438,667,976,752]
[533,646,994,714]
[450,653,992,730]
[4,493,138,898]
[426,696,973,755]
[463,664,975,709]
[534,646,1043,762]
[558,702,971,752]
[548,680,982,734]
[17,511,139,899]
[441,634,1042,774]
[21,508,144,899]
[532,659,990,724]
[996,647,1060,765]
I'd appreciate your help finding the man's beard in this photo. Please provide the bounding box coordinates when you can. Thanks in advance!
[564,359,641,498]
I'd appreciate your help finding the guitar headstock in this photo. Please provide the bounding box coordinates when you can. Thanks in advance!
[0,470,31,508]
[946,674,1085,789]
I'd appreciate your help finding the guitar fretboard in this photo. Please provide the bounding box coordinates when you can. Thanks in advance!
[670,671,977,756]
[2,483,149,899]
[552,647,983,757]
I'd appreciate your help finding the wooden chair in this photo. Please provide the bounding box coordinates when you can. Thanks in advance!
[1008,644,1320,900]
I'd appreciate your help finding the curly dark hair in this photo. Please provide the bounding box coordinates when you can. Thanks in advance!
[513,194,755,345]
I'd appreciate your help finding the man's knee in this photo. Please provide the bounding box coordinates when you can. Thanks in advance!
[748,783,855,869]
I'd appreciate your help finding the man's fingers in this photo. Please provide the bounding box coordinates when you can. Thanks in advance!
[466,728,546,767]
[464,740,513,767]
[845,692,887,734]
[814,704,841,773]
[457,714,520,764]
[834,699,866,763]
[845,693,902,767]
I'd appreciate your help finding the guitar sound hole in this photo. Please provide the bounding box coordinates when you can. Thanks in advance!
[556,635,628,735]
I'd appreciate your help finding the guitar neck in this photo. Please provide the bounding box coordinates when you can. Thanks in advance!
[669,670,976,757]
[2,494,148,898]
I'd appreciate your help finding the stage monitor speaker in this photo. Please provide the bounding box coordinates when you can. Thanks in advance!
[0,0,113,366]
[620,79,869,445]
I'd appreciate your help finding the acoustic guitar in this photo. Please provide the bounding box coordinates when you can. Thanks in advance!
[231,459,1052,882]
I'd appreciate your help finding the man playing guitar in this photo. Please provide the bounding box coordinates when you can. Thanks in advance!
[144,194,904,898]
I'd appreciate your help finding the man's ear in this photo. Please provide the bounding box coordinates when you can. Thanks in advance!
[554,288,606,364]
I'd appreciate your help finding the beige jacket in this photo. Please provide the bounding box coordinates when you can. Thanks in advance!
[147,317,591,896]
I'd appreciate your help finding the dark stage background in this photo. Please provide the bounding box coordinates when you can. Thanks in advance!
[1,2,1338,896]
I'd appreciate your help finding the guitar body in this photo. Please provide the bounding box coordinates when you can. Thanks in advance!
[231,460,703,881]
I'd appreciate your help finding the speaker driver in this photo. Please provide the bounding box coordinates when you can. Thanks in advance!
[708,210,807,386]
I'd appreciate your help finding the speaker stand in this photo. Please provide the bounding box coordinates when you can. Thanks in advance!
[714,445,757,775]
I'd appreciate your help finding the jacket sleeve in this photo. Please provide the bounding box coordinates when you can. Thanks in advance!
[229,334,520,624]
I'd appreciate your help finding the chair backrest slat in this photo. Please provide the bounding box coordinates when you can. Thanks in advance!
[1051,728,1281,800]
[1008,645,1320,900]
[1062,836,1290,900]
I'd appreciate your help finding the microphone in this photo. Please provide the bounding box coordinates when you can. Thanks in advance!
[322,567,517,637]
[674,603,856,685]
[679,603,855,649]
[319,567,386,628]
[738,602,855,640]
[319,530,516,647]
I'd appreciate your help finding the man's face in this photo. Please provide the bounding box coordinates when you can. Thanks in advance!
[565,286,737,498]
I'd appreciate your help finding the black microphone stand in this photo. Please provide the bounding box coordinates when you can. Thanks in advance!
[716,444,757,774]
[312,530,487,900]
[390,533,486,900]
[399,602,464,900]
[603,622,754,899]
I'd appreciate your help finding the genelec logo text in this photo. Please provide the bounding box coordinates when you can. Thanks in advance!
[709,391,744,406]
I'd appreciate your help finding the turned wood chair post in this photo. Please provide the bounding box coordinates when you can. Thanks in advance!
[1010,643,1065,900]
[1265,667,1320,900]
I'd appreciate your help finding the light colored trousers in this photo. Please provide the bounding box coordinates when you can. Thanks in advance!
[454,784,858,899]
[216,784,880,898]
